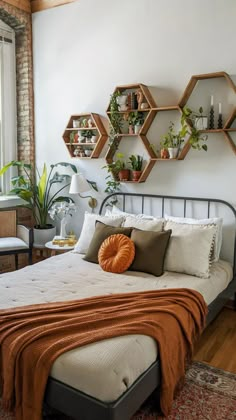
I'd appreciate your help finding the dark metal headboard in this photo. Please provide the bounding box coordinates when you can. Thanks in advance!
[99,192,236,277]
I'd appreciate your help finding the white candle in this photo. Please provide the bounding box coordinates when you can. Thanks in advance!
[210,95,214,106]
[219,102,222,114]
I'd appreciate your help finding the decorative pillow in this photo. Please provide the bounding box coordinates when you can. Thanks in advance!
[129,228,172,277]
[73,212,124,254]
[98,234,135,273]
[164,220,217,278]
[105,205,155,220]
[164,214,223,261]
[123,215,164,232]
[84,222,133,264]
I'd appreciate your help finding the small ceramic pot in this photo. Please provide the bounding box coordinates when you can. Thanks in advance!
[118,169,130,181]
[116,95,128,111]
[91,135,98,143]
[160,148,169,159]
[129,125,134,134]
[134,124,141,134]
[72,120,80,128]
[131,170,142,182]
[168,147,179,159]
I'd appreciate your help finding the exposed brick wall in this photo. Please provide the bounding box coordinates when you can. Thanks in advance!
[0,1,34,166]
[0,3,34,271]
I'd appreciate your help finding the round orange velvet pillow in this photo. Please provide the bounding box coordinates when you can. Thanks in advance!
[98,234,135,274]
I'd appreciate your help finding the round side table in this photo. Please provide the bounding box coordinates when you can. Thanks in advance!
[45,241,75,257]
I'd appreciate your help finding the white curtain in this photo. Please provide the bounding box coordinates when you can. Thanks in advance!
[0,22,17,193]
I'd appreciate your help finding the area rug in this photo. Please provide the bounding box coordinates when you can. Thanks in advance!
[0,362,236,419]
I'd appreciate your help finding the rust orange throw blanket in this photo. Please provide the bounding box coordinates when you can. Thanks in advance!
[0,288,207,420]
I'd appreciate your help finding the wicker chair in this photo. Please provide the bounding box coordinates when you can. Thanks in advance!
[0,210,33,270]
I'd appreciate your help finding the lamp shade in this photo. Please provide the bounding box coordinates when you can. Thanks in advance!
[69,174,91,194]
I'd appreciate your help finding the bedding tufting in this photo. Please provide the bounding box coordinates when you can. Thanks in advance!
[0,253,232,402]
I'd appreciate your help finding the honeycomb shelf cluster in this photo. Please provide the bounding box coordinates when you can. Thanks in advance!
[62,72,236,183]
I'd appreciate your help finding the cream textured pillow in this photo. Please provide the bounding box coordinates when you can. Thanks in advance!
[73,212,124,254]
[123,215,164,231]
[105,205,155,220]
[164,214,223,261]
[164,220,217,278]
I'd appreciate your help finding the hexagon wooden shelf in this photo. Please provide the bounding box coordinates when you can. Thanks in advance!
[178,71,236,155]
[178,71,236,108]
[149,105,192,160]
[62,113,108,159]
[105,83,157,183]
[223,108,236,154]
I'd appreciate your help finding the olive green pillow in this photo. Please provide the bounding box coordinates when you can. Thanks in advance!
[84,221,133,264]
[130,228,172,276]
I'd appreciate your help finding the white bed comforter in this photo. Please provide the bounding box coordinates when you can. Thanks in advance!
[0,253,232,402]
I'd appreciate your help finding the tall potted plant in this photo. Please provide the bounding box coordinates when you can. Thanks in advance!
[128,154,143,181]
[0,161,77,246]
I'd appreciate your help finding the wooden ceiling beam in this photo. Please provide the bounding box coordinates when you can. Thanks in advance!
[2,0,31,13]
[30,0,78,13]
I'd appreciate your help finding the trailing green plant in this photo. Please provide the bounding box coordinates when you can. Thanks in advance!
[181,107,208,151]
[128,154,143,171]
[103,92,125,205]
[102,153,127,203]
[109,90,123,136]
[182,106,206,122]
[0,161,77,228]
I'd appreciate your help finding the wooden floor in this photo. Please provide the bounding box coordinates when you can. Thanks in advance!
[194,307,236,373]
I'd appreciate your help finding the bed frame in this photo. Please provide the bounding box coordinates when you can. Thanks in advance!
[45,193,236,420]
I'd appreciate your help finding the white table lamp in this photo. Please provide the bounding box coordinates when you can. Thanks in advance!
[69,174,97,212]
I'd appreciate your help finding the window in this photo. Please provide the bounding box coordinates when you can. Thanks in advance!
[0,20,17,194]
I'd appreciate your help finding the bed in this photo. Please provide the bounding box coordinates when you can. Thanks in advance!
[0,193,236,420]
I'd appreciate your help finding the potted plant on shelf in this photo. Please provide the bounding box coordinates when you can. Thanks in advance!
[80,130,93,143]
[161,121,187,159]
[70,130,79,144]
[0,161,77,247]
[128,111,145,134]
[128,154,143,181]
[84,147,93,157]
[103,153,130,182]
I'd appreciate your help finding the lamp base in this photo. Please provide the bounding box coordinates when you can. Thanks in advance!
[88,197,98,210]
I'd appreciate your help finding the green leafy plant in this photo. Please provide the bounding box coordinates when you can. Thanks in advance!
[109,90,123,136]
[0,161,77,228]
[81,130,93,139]
[103,153,127,178]
[161,121,188,149]
[128,154,143,171]
[181,107,208,151]
[128,111,145,126]
[103,92,125,204]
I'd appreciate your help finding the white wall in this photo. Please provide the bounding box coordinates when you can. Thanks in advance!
[32,0,236,235]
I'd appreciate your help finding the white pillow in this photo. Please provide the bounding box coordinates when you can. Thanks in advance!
[123,215,164,231]
[105,205,155,220]
[164,214,223,261]
[164,220,217,278]
[74,212,124,254]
